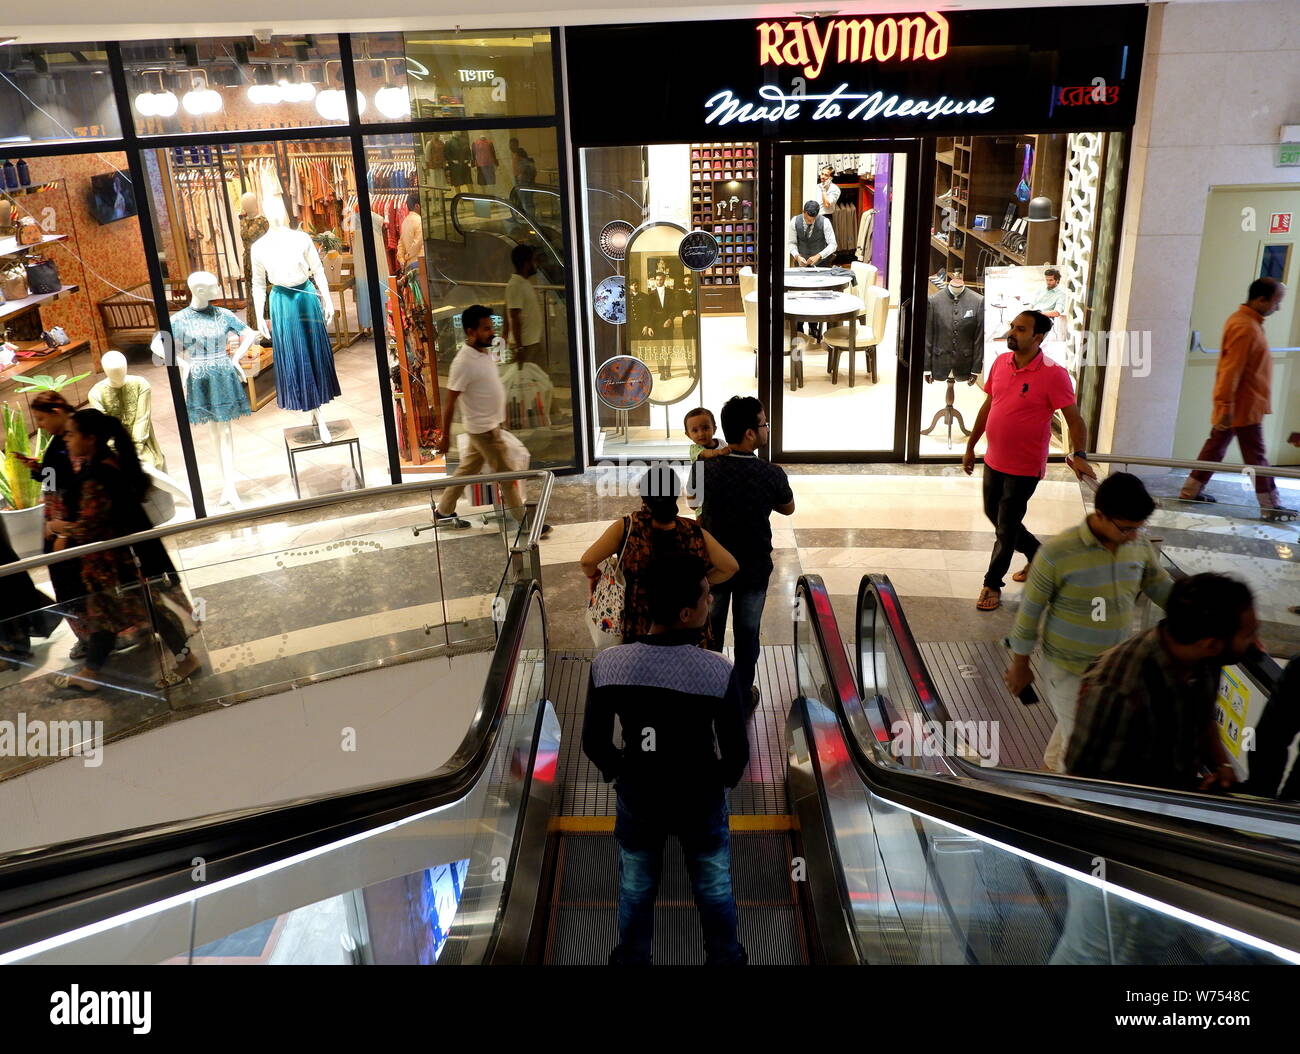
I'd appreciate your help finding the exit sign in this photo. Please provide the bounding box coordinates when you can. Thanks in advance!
[1278,143,1300,167]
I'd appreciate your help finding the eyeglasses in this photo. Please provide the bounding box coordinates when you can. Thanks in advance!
[1105,516,1143,536]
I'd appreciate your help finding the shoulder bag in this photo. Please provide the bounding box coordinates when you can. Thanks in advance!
[586,515,631,650]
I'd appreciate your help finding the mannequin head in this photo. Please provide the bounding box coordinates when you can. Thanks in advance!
[948,269,965,292]
[240,192,259,218]
[187,271,221,308]
[101,350,128,386]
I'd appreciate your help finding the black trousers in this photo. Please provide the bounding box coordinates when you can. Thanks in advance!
[982,465,1041,590]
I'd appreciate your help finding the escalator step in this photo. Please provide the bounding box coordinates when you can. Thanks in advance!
[544,831,807,965]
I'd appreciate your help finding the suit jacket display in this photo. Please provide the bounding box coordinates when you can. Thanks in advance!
[631,282,681,337]
[925,285,984,381]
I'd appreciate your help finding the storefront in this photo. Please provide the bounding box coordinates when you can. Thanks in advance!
[565,6,1148,463]
[0,30,577,526]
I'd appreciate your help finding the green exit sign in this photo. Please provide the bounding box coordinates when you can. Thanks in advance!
[1278,143,1300,167]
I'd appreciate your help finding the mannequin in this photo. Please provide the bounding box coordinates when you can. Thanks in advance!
[152,271,258,509]
[238,191,270,330]
[251,202,340,443]
[88,350,168,470]
[922,271,984,444]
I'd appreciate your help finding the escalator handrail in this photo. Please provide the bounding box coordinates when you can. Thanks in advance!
[795,575,1300,950]
[1087,451,1300,481]
[448,191,564,269]
[0,468,555,581]
[856,571,1300,826]
[0,580,547,953]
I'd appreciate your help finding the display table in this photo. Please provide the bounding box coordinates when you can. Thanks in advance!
[282,419,364,498]
[784,291,865,388]
[783,268,853,292]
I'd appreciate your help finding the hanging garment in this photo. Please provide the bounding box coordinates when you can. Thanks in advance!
[268,282,341,412]
[239,213,270,326]
[832,203,859,261]
[856,209,876,262]
[924,286,985,381]
[171,305,254,424]
[87,378,168,470]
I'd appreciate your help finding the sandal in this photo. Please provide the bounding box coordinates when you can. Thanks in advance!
[1011,564,1031,583]
[1261,506,1298,523]
[1180,492,1217,504]
[53,670,100,694]
[156,654,202,689]
[976,587,1002,612]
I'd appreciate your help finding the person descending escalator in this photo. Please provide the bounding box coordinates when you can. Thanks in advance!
[582,552,750,966]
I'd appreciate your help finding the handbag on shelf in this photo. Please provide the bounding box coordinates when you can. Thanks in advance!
[0,263,27,301]
[586,515,630,651]
[23,255,60,295]
[17,217,41,245]
[44,326,69,346]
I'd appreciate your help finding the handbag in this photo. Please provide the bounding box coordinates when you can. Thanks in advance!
[44,326,69,346]
[0,264,27,301]
[24,255,60,294]
[587,516,630,650]
[17,218,41,245]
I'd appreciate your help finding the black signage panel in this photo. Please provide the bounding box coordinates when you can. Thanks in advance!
[565,6,1147,144]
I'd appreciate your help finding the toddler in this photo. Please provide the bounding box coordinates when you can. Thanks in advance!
[684,407,730,462]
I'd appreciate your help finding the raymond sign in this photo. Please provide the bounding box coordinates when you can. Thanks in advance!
[758,13,950,79]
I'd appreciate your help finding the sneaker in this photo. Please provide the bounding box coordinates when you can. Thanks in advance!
[748,685,761,715]
[69,640,88,661]
[433,511,472,530]
[537,522,554,540]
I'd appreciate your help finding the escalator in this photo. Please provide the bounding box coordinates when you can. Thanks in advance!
[2,574,1298,965]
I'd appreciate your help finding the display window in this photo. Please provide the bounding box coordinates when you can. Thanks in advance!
[922,132,1127,460]
[140,135,387,511]
[0,149,190,551]
[121,35,350,137]
[581,142,760,458]
[0,42,121,144]
[351,30,555,122]
[368,126,573,472]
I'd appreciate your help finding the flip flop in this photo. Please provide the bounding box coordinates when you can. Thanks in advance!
[52,671,100,694]
[1261,506,1298,522]
[1180,493,1217,504]
[1011,564,1031,583]
[976,587,1002,612]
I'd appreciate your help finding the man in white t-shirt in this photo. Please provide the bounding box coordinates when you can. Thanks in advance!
[816,164,840,216]
[505,244,545,366]
[433,305,549,536]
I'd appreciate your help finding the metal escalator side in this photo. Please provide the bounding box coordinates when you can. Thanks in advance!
[788,573,1300,965]
[0,581,556,966]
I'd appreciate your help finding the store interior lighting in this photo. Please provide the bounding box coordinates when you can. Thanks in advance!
[373,58,409,119]
[181,72,222,115]
[315,61,366,119]
[134,71,178,117]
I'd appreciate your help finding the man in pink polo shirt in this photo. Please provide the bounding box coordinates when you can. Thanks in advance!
[963,310,1096,611]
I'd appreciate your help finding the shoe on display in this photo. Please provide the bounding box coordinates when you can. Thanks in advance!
[434,511,472,530]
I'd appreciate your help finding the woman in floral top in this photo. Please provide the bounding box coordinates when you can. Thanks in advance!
[48,409,198,693]
[580,463,737,644]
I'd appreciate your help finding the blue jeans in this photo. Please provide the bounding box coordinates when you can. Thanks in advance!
[611,792,746,966]
[708,574,768,694]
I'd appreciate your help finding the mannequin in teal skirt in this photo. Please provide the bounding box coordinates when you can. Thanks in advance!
[251,203,340,444]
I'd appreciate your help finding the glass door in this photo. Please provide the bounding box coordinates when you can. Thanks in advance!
[769,139,920,461]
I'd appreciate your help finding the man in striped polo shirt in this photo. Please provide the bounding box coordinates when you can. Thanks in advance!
[1004,472,1174,772]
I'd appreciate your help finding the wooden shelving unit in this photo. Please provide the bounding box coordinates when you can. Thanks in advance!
[930,134,1065,290]
[690,142,757,314]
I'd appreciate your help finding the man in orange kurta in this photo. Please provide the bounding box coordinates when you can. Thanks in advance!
[1180,277,1295,520]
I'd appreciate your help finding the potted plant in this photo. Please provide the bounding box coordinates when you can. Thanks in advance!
[1,371,87,557]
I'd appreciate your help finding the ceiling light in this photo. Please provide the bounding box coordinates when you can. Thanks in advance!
[134,91,157,116]
[315,88,365,120]
[374,85,409,119]
[248,82,283,104]
[152,90,179,117]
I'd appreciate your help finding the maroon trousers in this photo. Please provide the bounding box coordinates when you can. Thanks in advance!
[1186,423,1276,496]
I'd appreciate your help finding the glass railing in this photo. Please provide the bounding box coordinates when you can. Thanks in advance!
[0,580,555,965]
[790,573,1300,965]
[1082,453,1300,657]
[0,470,553,833]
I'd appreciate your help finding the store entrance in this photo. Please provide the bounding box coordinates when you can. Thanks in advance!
[768,139,920,462]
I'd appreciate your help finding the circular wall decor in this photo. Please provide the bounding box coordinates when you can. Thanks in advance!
[678,229,721,272]
[594,355,654,411]
[599,220,635,261]
[593,275,627,325]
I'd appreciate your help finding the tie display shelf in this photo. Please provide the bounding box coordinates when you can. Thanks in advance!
[689,142,758,315]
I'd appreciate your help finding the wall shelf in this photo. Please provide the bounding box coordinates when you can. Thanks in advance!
[0,283,81,322]
[0,234,68,259]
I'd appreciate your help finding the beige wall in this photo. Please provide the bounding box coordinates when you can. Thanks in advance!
[1101,0,1300,460]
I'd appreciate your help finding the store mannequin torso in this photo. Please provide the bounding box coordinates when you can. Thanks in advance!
[251,226,336,333]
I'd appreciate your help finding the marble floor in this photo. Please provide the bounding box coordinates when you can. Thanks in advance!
[3,460,1296,782]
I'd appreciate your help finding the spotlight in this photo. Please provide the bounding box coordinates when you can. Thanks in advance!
[134,90,157,116]
[374,85,409,119]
